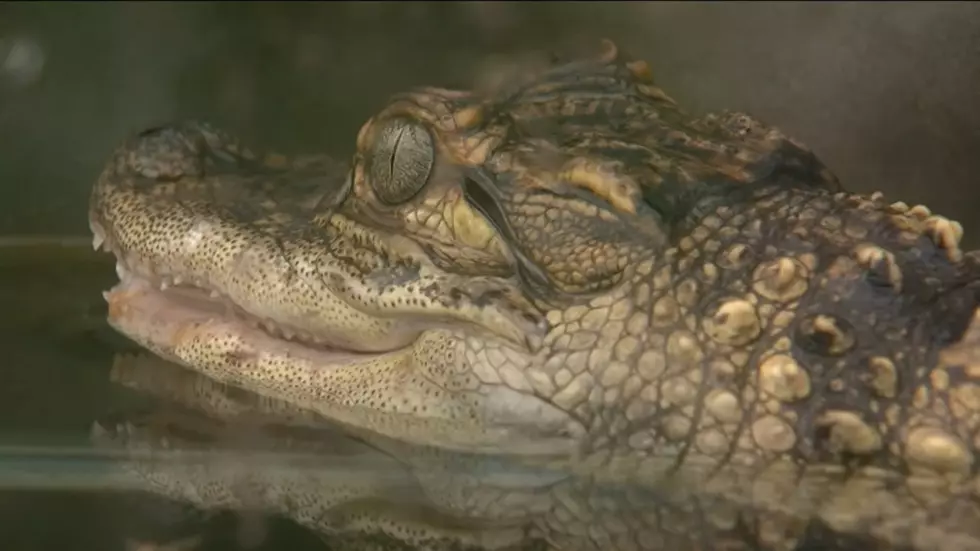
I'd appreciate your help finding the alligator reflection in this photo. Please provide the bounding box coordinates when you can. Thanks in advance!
[95,352,559,551]
[96,352,980,551]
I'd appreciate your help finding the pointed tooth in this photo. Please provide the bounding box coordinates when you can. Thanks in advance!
[127,254,142,270]
[173,276,184,285]
[231,305,246,321]
[209,290,221,299]
[115,261,130,280]
[92,233,104,251]
[102,291,111,301]
[159,279,170,291]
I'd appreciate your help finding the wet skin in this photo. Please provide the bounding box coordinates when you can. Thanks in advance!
[90,41,980,550]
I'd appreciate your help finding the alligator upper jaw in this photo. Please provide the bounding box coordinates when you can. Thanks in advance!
[90,198,547,363]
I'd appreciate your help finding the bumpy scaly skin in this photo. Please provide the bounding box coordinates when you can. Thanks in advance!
[89,40,980,550]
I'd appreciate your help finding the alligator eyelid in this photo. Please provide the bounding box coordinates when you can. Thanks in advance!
[462,168,508,235]
[463,168,551,291]
[463,166,503,199]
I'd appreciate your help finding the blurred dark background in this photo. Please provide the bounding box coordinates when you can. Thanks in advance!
[1,2,979,243]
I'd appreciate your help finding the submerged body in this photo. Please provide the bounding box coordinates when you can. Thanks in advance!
[89,41,980,550]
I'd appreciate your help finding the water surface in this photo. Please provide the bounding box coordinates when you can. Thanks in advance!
[0,240,326,551]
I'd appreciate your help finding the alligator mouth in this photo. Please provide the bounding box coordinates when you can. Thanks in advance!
[91,222,405,369]
[104,273,382,366]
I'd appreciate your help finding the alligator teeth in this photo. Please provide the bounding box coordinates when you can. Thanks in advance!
[172,276,184,286]
[159,279,170,291]
[222,300,237,319]
[128,255,152,278]
[209,290,221,299]
[89,220,109,252]
[115,261,131,280]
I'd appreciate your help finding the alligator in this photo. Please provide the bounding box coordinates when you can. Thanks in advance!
[88,40,980,551]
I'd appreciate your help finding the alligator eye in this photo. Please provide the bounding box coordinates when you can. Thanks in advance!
[367,118,434,205]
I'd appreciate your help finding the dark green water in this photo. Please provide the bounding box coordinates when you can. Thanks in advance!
[0,241,325,551]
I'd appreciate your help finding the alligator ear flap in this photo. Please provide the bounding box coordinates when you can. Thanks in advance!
[462,169,555,301]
